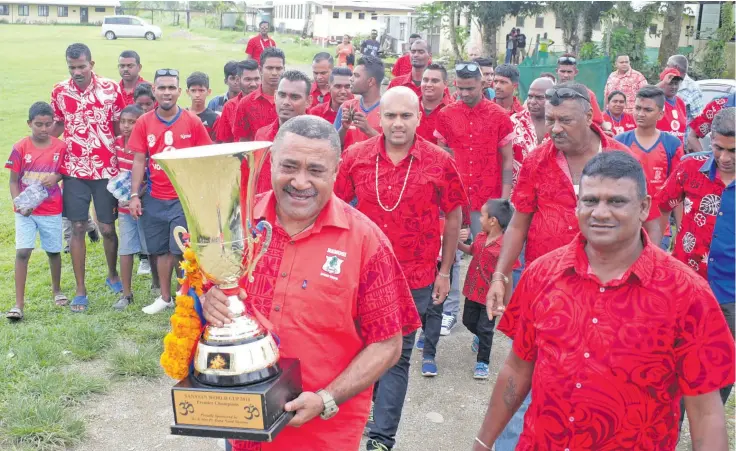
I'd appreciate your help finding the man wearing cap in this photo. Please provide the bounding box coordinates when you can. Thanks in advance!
[656,67,687,145]
[667,55,704,133]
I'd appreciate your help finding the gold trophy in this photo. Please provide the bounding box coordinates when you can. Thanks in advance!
[153,141,302,442]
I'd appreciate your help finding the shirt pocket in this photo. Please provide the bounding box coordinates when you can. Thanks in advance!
[290,281,355,333]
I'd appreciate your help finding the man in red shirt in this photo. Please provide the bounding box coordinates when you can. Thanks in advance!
[234,47,285,142]
[203,115,421,451]
[215,60,260,143]
[254,70,312,193]
[118,50,148,106]
[245,20,276,64]
[336,56,383,149]
[308,67,352,125]
[335,87,466,450]
[474,151,734,451]
[435,61,514,237]
[492,64,523,114]
[526,77,554,144]
[310,52,333,108]
[416,64,450,145]
[656,67,687,144]
[556,54,603,125]
[127,68,212,314]
[391,33,422,77]
[51,43,127,312]
[387,39,430,99]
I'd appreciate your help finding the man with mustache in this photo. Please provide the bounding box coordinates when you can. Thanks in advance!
[50,43,127,312]
[118,50,148,106]
[253,70,313,193]
[245,20,276,64]
[215,59,261,143]
[234,47,285,142]
[126,68,212,314]
[486,83,662,451]
[392,34,424,77]
[334,87,466,451]
[310,52,334,108]
[474,151,734,451]
[308,67,353,125]
[387,40,449,100]
[202,115,421,451]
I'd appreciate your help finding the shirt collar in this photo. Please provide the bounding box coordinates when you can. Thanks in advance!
[253,191,350,235]
[71,72,98,94]
[311,82,328,97]
[699,152,719,180]
[376,133,423,163]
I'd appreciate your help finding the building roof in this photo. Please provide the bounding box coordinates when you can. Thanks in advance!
[313,0,415,12]
[13,0,119,6]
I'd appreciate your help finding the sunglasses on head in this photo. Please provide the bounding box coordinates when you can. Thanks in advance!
[557,56,577,65]
[545,87,590,104]
[455,63,480,72]
[155,69,179,78]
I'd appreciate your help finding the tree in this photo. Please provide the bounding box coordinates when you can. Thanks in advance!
[582,2,615,44]
[466,2,541,63]
[657,2,685,69]
[547,1,588,53]
[415,2,463,61]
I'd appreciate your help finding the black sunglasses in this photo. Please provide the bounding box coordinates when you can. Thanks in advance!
[545,88,590,104]
[455,63,480,72]
[155,69,179,78]
[557,56,577,65]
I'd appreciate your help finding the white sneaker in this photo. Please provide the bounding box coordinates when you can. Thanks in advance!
[142,295,174,314]
[137,259,151,275]
[440,314,457,336]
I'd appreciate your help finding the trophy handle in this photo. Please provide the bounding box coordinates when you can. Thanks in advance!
[173,225,189,253]
[244,220,273,283]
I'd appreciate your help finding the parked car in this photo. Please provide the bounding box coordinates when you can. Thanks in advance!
[102,16,162,41]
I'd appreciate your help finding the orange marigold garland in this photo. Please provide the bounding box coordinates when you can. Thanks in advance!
[160,244,206,379]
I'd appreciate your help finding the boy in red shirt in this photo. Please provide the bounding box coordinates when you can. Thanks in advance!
[457,199,517,379]
[6,102,67,320]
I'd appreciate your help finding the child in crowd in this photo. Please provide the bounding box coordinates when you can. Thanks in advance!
[112,105,147,310]
[133,83,155,113]
[458,199,517,379]
[186,72,219,141]
[5,102,68,320]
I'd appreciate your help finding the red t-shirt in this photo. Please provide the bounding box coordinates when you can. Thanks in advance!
[5,136,65,216]
[497,233,735,450]
[657,96,687,144]
[215,92,243,143]
[603,110,637,136]
[462,234,519,304]
[245,35,276,63]
[334,135,468,289]
[119,77,149,106]
[127,108,212,200]
[308,102,339,125]
[434,98,514,210]
[587,88,604,126]
[231,192,421,451]
[391,54,412,77]
[615,130,684,196]
[233,87,277,142]
[337,98,382,150]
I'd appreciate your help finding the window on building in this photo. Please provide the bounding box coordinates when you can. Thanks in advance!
[648,24,657,36]
[18,4,29,16]
[697,3,721,39]
[371,13,378,20]
[516,16,524,27]
[0,4,8,15]
[333,11,339,19]
[358,12,365,19]
[555,16,561,29]
[38,5,49,16]
[346,12,352,19]
[535,16,544,28]
[299,5,303,19]
[95,7,105,12]
[57,6,68,17]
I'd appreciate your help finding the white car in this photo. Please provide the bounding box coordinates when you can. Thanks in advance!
[102,15,162,41]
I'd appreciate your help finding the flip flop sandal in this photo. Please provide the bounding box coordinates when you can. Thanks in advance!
[70,296,89,313]
[6,307,23,321]
[106,278,123,294]
[54,294,69,307]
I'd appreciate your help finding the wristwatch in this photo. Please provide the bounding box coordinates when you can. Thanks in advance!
[316,389,339,420]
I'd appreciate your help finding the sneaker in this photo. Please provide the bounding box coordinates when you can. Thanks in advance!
[366,439,389,451]
[474,362,490,379]
[137,259,151,275]
[440,314,456,336]
[112,294,133,310]
[415,332,425,350]
[471,335,479,353]
[142,295,174,314]
[364,401,375,436]
[421,358,438,377]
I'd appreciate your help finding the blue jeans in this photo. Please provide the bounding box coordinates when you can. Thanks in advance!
[370,285,438,449]
[495,390,531,451]
[505,50,513,64]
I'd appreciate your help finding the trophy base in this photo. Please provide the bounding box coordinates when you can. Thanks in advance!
[170,358,302,442]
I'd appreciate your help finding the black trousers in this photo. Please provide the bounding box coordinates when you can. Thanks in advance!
[462,298,496,364]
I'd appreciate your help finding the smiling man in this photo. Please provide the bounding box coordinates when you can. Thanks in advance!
[474,150,734,451]
[308,67,353,125]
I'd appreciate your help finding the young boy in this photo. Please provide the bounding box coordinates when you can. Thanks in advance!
[186,71,219,141]
[5,102,67,320]
[112,105,149,310]
[133,83,155,113]
[207,60,240,113]
[458,199,517,379]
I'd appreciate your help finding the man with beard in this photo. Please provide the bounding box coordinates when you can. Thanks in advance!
[234,47,285,142]
[310,52,334,108]
[254,70,313,193]
[392,34,423,77]
[215,59,260,143]
[334,87,466,450]
[126,69,212,314]
[308,67,352,125]
[245,20,276,63]
[118,50,148,106]
[336,56,384,149]
[388,40,449,101]
[51,43,126,312]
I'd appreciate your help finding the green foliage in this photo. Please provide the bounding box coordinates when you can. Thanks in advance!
[109,344,162,378]
[699,2,735,79]
[0,395,85,450]
[579,42,603,61]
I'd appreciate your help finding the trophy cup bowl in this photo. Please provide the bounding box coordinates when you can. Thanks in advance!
[153,142,302,442]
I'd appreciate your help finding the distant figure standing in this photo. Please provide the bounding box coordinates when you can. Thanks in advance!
[504,28,516,64]
[361,29,381,58]
[245,20,276,65]
[336,34,355,68]
[514,29,526,64]
[538,32,554,64]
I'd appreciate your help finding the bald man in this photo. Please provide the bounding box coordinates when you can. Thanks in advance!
[527,77,555,143]
[335,87,468,451]
[468,44,483,60]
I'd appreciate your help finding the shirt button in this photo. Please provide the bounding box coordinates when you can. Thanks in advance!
[565,448,570,451]
[569,416,575,422]
[592,318,598,324]
[289,240,295,245]
[710,258,714,262]
[273,305,281,312]
[281,272,287,277]
[599,287,605,293]
[718,212,723,216]
[383,224,388,228]
[575,383,582,388]
[568,226,573,230]
[388,186,392,190]
[584,352,590,358]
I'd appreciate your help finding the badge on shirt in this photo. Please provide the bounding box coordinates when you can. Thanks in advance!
[322,255,343,275]
[147,134,156,148]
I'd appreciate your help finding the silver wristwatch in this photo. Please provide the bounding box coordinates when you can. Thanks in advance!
[316,389,338,420]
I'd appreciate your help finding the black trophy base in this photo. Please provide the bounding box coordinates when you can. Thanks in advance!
[170,358,302,442]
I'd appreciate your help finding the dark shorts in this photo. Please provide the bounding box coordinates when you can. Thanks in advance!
[62,176,118,224]
[140,194,187,256]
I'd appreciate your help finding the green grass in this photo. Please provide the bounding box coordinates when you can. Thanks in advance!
[0,22,324,449]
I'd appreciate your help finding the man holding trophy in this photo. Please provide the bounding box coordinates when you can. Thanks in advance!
[190,115,421,451]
